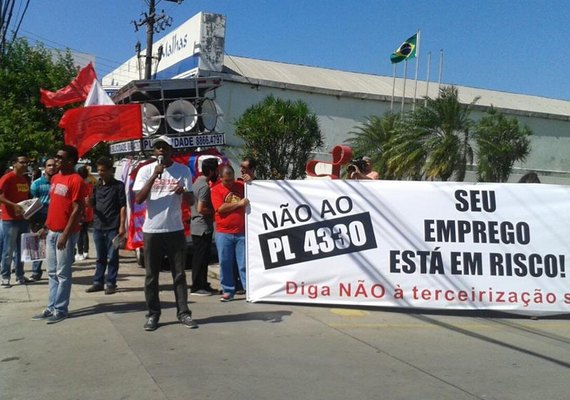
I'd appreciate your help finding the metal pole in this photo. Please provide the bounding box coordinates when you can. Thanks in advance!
[425,51,431,106]
[401,60,408,114]
[438,49,444,90]
[390,63,396,112]
[412,30,420,111]
[144,0,156,80]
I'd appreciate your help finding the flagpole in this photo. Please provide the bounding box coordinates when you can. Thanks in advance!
[391,63,396,112]
[412,30,421,111]
[425,51,431,106]
[401,60,408,114]
[438,49,444,91]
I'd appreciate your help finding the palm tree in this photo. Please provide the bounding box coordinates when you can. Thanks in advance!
[345,113,399,179]
[386,86,478,181]
[474,108,532,182]
[234,95,323,179]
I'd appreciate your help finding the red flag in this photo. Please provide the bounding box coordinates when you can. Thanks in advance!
[40,63,97,108]
[60,104,142,157]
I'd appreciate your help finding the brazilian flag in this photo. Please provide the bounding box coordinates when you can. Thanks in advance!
[390,33,417,64]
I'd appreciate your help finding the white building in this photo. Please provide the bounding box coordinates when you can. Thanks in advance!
[104,12,570,184]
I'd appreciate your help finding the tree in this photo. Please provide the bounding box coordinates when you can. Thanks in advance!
[234,95,324,179]
[0,38,78,166]
[345,113,399,179]
[474,108,532,182]
[386,86,478,181]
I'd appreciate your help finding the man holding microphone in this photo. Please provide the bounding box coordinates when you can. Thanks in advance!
[133,135,197,332]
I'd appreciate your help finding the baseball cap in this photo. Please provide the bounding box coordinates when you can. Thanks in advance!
[362,156,372,162]
[152,135,173,147]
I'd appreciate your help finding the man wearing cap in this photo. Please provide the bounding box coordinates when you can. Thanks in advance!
[133,135,197,331]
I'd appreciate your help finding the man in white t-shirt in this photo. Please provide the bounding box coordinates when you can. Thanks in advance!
[133,135,197,331]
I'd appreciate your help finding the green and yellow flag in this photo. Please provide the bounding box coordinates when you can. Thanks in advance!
[390,33,417,64]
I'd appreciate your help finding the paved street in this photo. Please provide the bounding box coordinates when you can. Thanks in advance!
[1,248,569,400]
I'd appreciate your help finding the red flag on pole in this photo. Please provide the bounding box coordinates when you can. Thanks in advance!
[40,62,97,108]
[60,104,142,157]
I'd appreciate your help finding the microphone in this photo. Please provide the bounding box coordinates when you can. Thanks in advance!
[157,155,164,179]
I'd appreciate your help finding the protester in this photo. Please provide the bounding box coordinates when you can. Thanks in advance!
[0,155,31,287]
[29,158,58,281]
[133,135,197,331]
[76,166,93,260]
[211,165,249,302]
[85,157,126,295]
[239,156,257,182]
[0,166,5,285]
[347,156,379,180]
[31,167,42,182]
[234,156,258,294]
[190,157,219,296]
[32,145,86,324]
[518,171,541,183]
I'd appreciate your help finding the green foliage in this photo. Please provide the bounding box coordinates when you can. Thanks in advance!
[384,86,477,181]
[234,95,324,179]
[0,38,78,168]
[346,113,399,179]
[474,108,531,182]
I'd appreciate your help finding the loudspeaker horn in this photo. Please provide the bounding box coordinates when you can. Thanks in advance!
[166,100,198,133]
[200,99,218,132]
[142,103,162,136]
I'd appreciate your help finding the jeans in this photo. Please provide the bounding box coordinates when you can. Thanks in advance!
[143,231,190,318]
[31,259,43,277]
[76,222,90,255]
[1,220,29,280]
[215,232,246,296]
[191,233,213,291]
[46,230,79,316]
[93,228,119,287]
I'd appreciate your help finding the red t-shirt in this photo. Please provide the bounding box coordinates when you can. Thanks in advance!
[46,173,86,233]
[211,180,245,234]
[0,172,30,221]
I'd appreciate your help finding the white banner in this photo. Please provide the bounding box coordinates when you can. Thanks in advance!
[246,180,570,315]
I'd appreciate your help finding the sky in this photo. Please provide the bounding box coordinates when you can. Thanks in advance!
[13,0,570,100]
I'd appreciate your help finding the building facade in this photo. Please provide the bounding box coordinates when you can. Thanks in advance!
[104,12,570,184]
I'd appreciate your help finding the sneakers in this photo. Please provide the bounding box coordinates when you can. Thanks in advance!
[85,284,104,293]
[29,274,42,282]
[220,293,234,302]
[144,315,159,331]
[32,309,54,320]
[1,279,10,288]
[46,313,68,324]
[75,253,86,261]
[190,289,212,296]
[236,289,246,295]
[17,276,33,285]
[178,313,198,329]
[104,286,117,295]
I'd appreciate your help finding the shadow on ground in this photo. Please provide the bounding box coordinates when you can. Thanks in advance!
[194,310,293,325]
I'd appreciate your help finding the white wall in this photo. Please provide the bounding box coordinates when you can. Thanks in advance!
[215,80,570,184]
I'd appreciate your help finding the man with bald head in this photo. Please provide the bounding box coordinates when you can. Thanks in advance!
[211,165,249,302]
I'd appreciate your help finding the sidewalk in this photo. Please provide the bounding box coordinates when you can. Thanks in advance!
[1,249,569,400]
